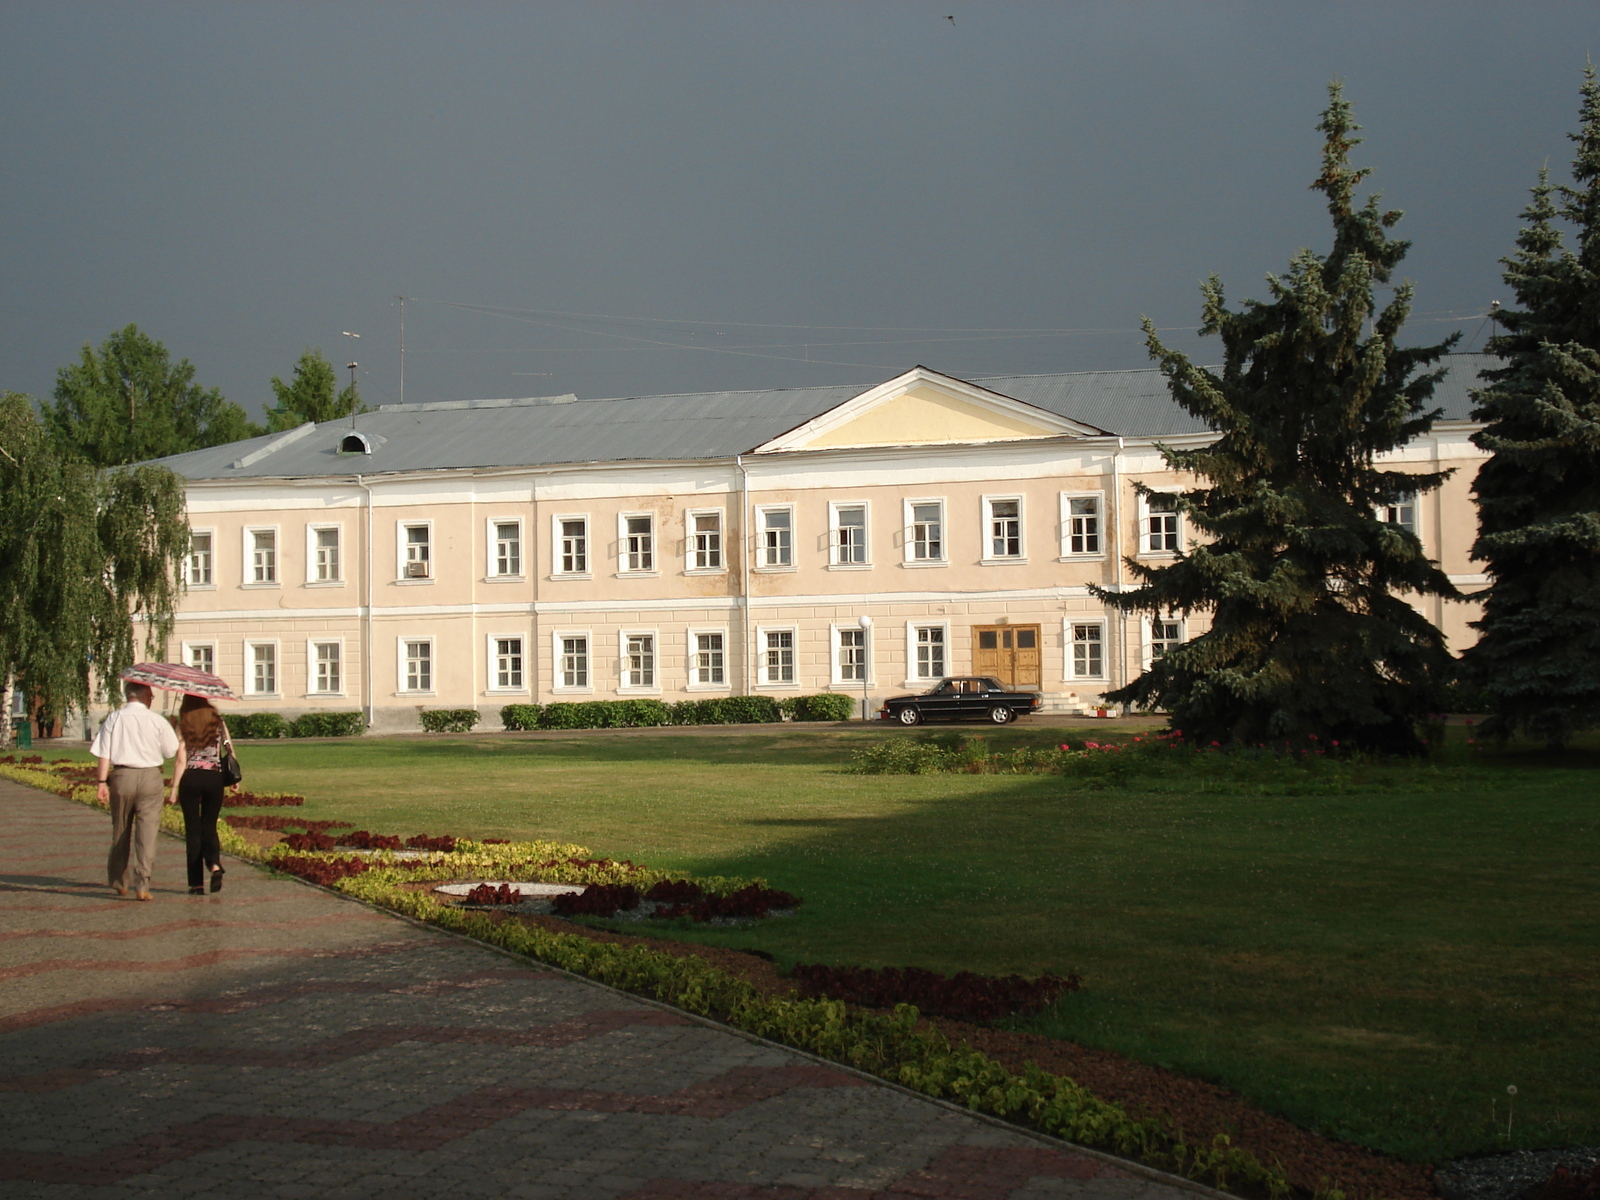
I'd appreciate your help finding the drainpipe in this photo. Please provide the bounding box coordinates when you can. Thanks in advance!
[736,454,752,696]
[357,475,375,730]
[1111,438,1127,706]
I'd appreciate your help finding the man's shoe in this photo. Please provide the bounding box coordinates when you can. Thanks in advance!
[134,890,153,901]
[112,883,128,897]
[188,886,205,895]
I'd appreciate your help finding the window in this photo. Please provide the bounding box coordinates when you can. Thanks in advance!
[249,529,277,584]
[909,501,944,562]
[403,640,432,691]
[692,632,725,685]
[402,524,431,579]
[913,626,946,680]
[837,628,867,683]
[494,637,524,690]
[987,498,1022,559]
[690,511,723,570]
[623,633,655,688]
[759,507,793,567]
[1144,494,1181,554]
[1064,495,1102,556]
[763,630,795,684]
[186,644,215,674]
[560,635,589,689]
[558,517,588,575]
[248,643,277,695]
[313,527,341,583]
[1070,623,1104,678]
[1381,494,1418,535]
[1150,619,1184,660]
[623,515,654,572]
[187,532,212,586]
[312,642,342,694]
[832,504,867,566]
[493,522,522,577]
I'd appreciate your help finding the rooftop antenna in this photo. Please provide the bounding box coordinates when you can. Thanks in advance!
[347,362,359,428]
[396,296,406,406]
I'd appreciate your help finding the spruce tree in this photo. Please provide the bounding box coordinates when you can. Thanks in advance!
[266,348,370,432]
[1466,65,1600,746]
[1095,84,1460,752]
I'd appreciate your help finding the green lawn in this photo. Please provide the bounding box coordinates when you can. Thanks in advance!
[54,723,1599,1163]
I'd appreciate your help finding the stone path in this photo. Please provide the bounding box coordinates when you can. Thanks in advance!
[0,779,1200,1200]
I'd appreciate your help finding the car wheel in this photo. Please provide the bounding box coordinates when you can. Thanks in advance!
[897,707,921,726]
[987,706,1014,725]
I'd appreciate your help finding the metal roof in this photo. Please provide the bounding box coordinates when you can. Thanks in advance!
[156,354,1492,482]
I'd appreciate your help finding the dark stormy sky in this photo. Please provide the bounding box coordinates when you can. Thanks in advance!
[2,3,1594,421]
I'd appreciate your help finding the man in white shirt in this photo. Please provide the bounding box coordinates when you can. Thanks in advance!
[90,682,180,901]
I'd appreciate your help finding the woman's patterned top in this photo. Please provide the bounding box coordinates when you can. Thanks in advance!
[186,725,226,771]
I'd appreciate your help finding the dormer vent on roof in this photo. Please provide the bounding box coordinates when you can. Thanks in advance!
[339,431,374,455]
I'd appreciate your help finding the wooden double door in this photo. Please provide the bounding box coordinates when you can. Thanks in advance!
[973,624,1041,688]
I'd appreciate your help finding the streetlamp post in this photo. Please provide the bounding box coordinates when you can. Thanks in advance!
[857,614,873,721]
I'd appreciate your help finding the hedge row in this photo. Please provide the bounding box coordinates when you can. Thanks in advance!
[229,711,366,740]
[500,692,855,731]
[419,708,481,734]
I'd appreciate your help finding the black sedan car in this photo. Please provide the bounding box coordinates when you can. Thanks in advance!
[879,677,1041,726]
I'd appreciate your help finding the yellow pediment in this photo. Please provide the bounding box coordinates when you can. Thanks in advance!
[803,385,1061,449]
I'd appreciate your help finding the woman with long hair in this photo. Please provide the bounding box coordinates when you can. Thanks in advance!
[168,694,232,894]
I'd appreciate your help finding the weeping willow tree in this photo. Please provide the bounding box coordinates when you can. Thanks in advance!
[1093,84,1460,753]
[0,391,189,740]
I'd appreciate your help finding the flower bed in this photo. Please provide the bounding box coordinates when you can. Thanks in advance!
[790,963,1078,1023]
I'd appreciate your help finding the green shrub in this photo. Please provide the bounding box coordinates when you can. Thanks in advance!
[784,693,857,722]
[668,700,706,725]
[609,699,673,728]
[500,703,542,731]
[228,712,288,739]
[419,708,481,734]
[288,711,366,738]
[538,701,613,730]
[704,695,782,724]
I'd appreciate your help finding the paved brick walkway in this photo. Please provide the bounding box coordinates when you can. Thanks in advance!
[0,780,1199,1200]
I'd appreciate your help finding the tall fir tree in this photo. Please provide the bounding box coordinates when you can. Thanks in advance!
[1466,65,1600,746]
[265,348,369,432]
[1094,84,1460,752]
[44,324,261,466]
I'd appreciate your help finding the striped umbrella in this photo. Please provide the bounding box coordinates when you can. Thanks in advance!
[119,662,238,700]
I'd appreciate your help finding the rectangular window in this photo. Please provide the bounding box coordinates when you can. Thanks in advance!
[187,644,215,674]
[313,642,342,693]
[1067,496,1101,555]
[1151,620,1184,660]
[561,636,589,688]
[693,632,725,685]
[914,626,946,679]
[494,522,522,577]
[624,634,655,687]
[764,630,794,684]
[691,512,723,570]
[559,518,588,574]
[250,530,277,584]
[910,502,943,562]
[404,640,432,691]
[1382,494,1418,534]
[187,532,212,585]
[833,505,867,565]
[249,643,276,695]
[1145,495,1181,553]
[495,637,523,689]
[403,525,431,578]
[1071,623,1104,678]
[988,498,1021,558]
[624,516,654,572]
[838,628,866,682]
[314,528,341,582]
[759,508,792,567]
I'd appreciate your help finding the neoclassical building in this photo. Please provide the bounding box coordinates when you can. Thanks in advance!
[149,358,1492,729]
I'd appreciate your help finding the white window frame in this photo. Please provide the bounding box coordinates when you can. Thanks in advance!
[903,498,947,566]
[904,621,950,686]
[1138,492,1183,556]
[181,641,217,676]
[395,519,434,583]
[485,633,528,693]
[1060,492,1106,559]
[981,494,1025,564]
[687,626,731,690]
[551,628,593,693]
[242,526,280,588]
[1066,619,1107,680]
[1143,616,1186,668]
[618,512,658,576]
[305,523,344,586]
[831,623,873,686]
[618,628,661,693]
[755,506,795,571]
[306,638,345,696]
[551,513,591,579]
[397,636,436,695]
[245,639,280,697]
[828,501,871,568]
[685,508,726,574]
[186,528,215,589]
[755,625,799,688]
[486,517,524,581]
[1380,493,1419,536]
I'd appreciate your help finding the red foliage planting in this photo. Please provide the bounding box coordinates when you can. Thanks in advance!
[789,963,1080,1023]
[404,834,458,852]
[1537,1164,1600,1200]
[481,837,510,845]
[335,830,403,850]
[222,815,354,833]
[651,884,800,922]
[644,879,706,903]
[464,883,523,905]
[551,884,641,917]
[282,831,338,851]
[273,855,371,886]
[221,791,307,807]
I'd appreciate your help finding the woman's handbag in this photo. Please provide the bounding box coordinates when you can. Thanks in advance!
[220,740,242,788]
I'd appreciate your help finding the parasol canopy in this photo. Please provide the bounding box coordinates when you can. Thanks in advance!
[119,663,237,700]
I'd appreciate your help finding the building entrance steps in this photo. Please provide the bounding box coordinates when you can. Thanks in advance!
[0,778,1206,1200]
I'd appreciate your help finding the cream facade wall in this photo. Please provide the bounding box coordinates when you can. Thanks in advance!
[158,419,1491,730]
